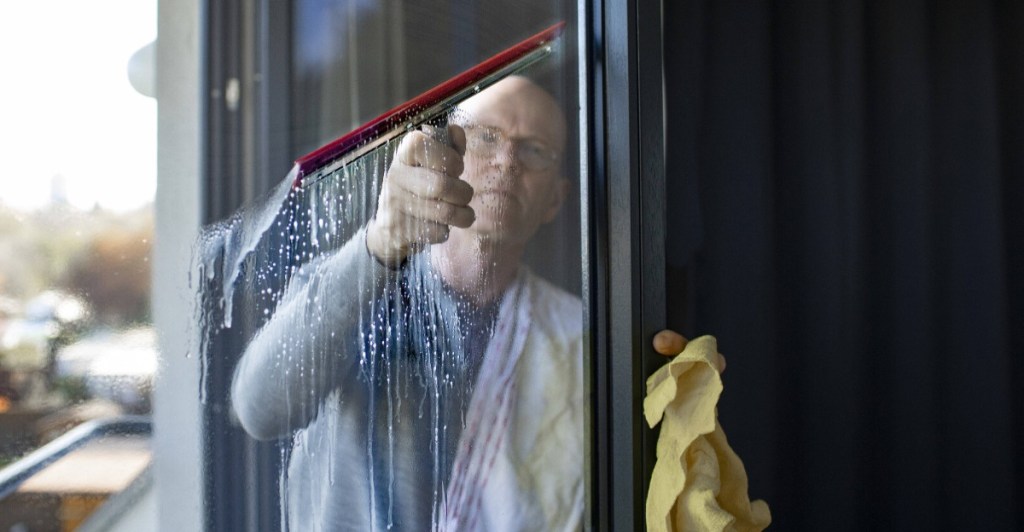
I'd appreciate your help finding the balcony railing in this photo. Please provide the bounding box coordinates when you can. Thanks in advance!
[0,416,151,501]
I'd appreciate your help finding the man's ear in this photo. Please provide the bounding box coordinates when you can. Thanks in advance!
[541,176,570,223]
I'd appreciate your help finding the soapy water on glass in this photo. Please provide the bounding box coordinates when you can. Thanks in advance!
[191,110,498,529]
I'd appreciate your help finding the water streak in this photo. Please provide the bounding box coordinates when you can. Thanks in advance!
[192,114,504,530]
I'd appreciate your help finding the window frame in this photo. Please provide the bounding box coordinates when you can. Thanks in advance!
[194,0,668,529]
[586,0,666,528]
[201,1,294,530]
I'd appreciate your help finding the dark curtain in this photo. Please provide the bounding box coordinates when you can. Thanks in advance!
[664,1,1023,530]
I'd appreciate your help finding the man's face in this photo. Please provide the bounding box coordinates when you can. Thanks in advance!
[454,77,568,246]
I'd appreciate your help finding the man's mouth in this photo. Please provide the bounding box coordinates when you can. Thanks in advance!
[473,189,519,213]
[476,188,515,200]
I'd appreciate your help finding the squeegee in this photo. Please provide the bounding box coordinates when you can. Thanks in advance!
[292,21,565,189]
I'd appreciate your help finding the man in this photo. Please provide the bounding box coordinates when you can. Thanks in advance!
[232,76,585,531]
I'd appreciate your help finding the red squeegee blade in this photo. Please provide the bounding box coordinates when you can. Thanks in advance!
[293,21,565,188]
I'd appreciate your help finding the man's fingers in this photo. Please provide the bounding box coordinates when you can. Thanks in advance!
[651,330,726,373]
[448,124,467,157]
[369,207,451,252]
[396,130,465,178]
[390,166,474,205]
[370,125,473,264]
[396,131,433,166]
[652,329,687,356]
[396,220,449,245]
[394,193,475,228]
[421,123,467,157]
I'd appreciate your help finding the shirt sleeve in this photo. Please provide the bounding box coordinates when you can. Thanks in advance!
[230,227,394,440]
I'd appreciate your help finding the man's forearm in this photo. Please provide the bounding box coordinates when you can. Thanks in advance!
[230,227,391,440]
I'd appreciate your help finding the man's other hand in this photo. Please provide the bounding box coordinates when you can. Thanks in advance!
[367,124,473,266]
[652,329,726,373]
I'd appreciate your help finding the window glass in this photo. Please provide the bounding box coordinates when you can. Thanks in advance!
[290,0,581,296]
[0,2,156,530]
[197,1,585,530]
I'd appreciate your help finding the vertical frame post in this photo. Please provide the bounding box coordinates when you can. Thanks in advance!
[588,0,665,529]
[202,0,292,530]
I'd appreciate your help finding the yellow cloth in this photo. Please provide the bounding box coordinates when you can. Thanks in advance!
[644,335,771,532]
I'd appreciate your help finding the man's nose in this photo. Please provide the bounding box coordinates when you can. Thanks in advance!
[490,142,519,173]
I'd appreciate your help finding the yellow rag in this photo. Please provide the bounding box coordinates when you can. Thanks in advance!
[644,335,771,532]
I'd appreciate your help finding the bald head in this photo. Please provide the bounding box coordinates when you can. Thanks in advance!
[456,76,566,154]
[434,74,570,253]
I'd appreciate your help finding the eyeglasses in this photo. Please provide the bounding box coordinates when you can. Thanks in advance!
[462,125,560,172]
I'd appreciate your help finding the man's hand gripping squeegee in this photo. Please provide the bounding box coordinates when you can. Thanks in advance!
[292,22,565,190]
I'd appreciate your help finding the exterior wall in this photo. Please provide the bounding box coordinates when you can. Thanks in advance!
[153,0,204,530]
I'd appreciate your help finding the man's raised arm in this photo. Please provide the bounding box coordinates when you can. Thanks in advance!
[230,228,387,440]
[230,124,471,440]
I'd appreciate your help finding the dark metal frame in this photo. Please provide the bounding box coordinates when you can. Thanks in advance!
[587,0,666,529]
[201,0,666,529]
[202,0,293,530]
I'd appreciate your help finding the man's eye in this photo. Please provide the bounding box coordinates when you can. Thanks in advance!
[521,142,550,160]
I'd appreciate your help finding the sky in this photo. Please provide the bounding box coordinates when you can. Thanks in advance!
[0,1,157,212]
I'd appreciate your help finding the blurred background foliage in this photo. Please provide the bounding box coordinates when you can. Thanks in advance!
[0,204,152,325]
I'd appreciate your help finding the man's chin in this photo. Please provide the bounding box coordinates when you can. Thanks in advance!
[460,218,522,245]
[465,223,509,243]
